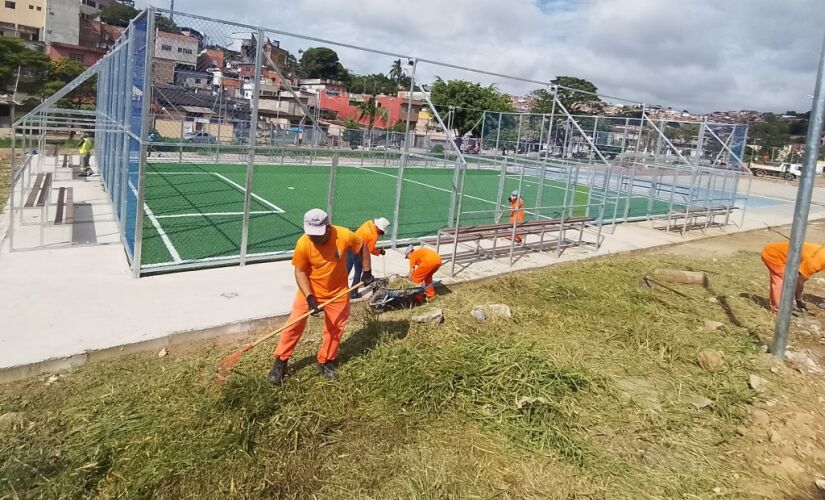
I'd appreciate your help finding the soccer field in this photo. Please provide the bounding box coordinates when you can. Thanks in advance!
[138,161,676,268]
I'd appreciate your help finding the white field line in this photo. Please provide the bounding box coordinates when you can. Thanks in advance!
[146,170,286,213]
[129,181,182,263]
[141,248,292,269]
[210,172,285,213]
[154,210,282,219]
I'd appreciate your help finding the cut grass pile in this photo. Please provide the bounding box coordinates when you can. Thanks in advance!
[0,250,783,498]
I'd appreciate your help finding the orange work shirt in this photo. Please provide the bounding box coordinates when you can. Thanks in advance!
[510,198,525,224]
[761,242,825,278]
[409,247,442,271]
[355,219,381,256]
[292,225,363,302]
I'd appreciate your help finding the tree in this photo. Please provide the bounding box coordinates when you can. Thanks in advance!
[549,76,604,114]
[748,114,791,162]
[356,96,388,147]
[429,79,512,136]
[0,37,49,93]
[387,59,411,89]
[530,88,555,114]
[100,2,138,26]
[299,47,346,80]
[44,59,96,108]
[347,73,398,95]
[154,14,181,34]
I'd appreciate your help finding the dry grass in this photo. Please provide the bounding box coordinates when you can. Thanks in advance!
[0,249,808,499]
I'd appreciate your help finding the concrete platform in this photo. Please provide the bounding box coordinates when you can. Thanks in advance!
[2,160,825,382]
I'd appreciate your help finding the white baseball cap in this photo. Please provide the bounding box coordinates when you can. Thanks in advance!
[374,217,390,233]
[303,208,329,236]
[510,190,519,198]
[404,245,414,257]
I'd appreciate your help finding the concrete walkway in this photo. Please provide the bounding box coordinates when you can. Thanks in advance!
[2,165,825,380]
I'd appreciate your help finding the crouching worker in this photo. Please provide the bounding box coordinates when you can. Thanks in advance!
[347,217,389,298]
[268,209,373,385]
[405,245,442,301]
[761,241,825,314]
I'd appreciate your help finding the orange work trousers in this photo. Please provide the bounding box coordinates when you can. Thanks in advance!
[412,263,441,299]
[274,293,350,364]
[762,257,804,314]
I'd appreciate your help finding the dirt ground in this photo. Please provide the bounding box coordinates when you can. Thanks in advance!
[659,222,825,499]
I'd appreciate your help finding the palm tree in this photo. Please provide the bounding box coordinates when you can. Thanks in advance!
[356,96,389,148]
[388,59,404,86]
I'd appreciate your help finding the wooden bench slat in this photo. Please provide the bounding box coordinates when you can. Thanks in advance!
[35,173,52,207]
[64,188,74,224]
[62,154,68,168]
[54,187,66,224]
[24,174,45,208]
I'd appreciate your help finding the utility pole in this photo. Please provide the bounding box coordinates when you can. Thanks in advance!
[771,30,825,358]
[169,0,174,23]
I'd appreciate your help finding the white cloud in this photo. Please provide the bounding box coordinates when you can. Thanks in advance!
[138,0,825,112]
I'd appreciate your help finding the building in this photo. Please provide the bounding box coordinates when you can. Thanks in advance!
[40,0,119,67]
[0,0,46,50]
[318,91,423,131]
[47,17,122,67]
[152,30,198,84]
[197,48,225,72]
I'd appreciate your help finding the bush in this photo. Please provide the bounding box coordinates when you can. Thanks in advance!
[430,144,444,154]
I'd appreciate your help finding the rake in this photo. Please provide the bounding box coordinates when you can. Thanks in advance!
[216,282,363,382]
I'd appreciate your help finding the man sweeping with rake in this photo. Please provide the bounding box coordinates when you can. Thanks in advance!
[267,208,374,384]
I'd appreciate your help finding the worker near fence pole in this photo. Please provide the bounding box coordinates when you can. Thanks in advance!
[760,241,825,314]
[405,245,442,301]
[78,132,94,177]
[347,217,389,299]
[508,190,525,243]
[268,209,373,385]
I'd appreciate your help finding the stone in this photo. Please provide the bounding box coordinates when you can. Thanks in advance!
[768,429,783,443]
[707,297,719,304]
[760,345,769,353]
[815,476,825,491]
[748,374,767,392]
[45,374,59,386]
[651,269,708,286]
[697,350,725,371]
[471,304,512,319]
[413,308,443,324]
[703,320,725,332]
[0,412,24,430]
[785,350,823,374]
[683,395,714,409]
[470,308,487,321]
[158,348,168,358]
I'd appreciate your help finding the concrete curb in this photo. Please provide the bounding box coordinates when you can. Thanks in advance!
[0,314,285,384]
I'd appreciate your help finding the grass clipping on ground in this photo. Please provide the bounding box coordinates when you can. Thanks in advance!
[0,251,781,499]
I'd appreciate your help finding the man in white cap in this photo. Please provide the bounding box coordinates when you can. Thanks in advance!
[268,208,372,384]
[347,216,390,298]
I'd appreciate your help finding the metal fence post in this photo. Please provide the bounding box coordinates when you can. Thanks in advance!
[239,27,264,265]
[327,153,338,220]
[390,58,417,246]
[772,31,825,359]
[131,8,156,278]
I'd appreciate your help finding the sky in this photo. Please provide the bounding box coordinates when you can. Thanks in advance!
[137,0,825,113]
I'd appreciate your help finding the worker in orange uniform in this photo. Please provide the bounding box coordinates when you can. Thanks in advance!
[760,241,825,314]
[405,245,442,301]
[508,190,525,243]
[267,208,373,385]
[347,217,390,298]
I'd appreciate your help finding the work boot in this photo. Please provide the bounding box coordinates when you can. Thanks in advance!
[316,362,338,381]
[267,358,288,385]
[79,168,93,177]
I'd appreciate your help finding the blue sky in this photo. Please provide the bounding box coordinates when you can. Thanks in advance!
[137,0,825,113]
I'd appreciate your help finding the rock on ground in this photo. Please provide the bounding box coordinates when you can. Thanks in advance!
[471,304,512,319]
[703,320,725,332]
[785,350,823,374]
[697,350,725,371]
[748,374,767,392]
[413,308,444,324]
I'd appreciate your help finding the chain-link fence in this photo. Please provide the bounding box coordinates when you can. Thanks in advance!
[6,6,751,276]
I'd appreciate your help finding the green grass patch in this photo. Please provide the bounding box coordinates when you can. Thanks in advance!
[0,250,776,498]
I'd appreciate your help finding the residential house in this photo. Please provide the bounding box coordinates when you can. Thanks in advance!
[44,0,115,66]
[153,30,198,85]
[0,0,46,50]
[197,48,225,72]
[152,83,250,142]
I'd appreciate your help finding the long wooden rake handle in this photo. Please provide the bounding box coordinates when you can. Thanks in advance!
[216,282,364,381]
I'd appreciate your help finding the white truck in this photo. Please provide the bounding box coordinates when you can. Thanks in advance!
[749,162,803,181]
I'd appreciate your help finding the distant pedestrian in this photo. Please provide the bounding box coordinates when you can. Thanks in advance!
[78,132,94,177]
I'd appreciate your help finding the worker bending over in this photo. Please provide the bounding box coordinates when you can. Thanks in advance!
[268,209,373,384]
[347,217,389,298]
[761,241,825,314]
[508,190,525,243]
[405,245,442,301]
